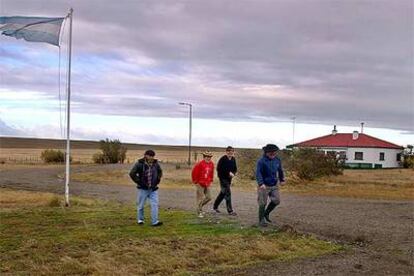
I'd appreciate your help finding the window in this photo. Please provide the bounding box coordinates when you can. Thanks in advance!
[355,152,363,160]
[397,153,401,162]
[379,152,385,161]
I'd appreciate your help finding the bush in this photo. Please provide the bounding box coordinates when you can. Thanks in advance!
[92,152,106,164]
[291,148,344,180]
[41,149,69,163]
[236,148,343,182]
[402,155,414,168]
[236,149,262,180]
[93,139,127,164]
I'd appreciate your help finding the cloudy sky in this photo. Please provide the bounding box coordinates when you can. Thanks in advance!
[0,0,413,148]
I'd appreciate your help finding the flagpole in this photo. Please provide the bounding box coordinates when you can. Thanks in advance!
[64,8,73,206]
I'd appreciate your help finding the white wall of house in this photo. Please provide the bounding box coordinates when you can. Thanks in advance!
[314,147,402,168]
[345,147,402,168]
[297,146,403,168]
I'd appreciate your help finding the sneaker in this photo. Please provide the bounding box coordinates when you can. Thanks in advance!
[213,208,221,213]
[137,220,144,225]
[264,214,272,223]
[228,211,237,216]
[198,212,204,218]
[152,221,163,227]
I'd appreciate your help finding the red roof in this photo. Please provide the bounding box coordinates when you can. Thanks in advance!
[293,133,403,149]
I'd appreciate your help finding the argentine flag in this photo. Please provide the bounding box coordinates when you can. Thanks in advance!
[0,16,65,46]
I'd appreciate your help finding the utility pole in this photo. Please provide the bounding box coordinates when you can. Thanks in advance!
[179,102,192,165]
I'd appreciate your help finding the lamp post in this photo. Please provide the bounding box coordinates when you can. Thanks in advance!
[179,102,192,165]
[292,116,296,146]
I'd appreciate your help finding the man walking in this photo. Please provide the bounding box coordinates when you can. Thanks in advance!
[256,144,285,227]
[192,151,214,218]
[129,149,163,226]
[213,146,237,215]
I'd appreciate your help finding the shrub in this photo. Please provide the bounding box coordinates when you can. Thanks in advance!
[92,152,106,164]
[93,139,128,164]
[236,148,343,182]
[236,149,262,180]
[402,155,414,168]
[41,149,69,163]
[291,148,344,180]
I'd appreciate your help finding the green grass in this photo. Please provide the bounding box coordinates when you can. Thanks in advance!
[0,190,343,275]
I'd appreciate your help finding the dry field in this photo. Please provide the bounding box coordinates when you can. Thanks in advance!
[69,165,414,200]
[2,137,413,200]
[285,169,414,200]
[0,148,225,164]
[0,137,225,164]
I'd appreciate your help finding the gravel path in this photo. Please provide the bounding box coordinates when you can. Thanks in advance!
[1,164,413,275]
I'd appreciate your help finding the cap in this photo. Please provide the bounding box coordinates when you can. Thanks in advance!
[202,150,213,157]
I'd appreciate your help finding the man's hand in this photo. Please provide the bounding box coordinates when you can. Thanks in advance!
[280,181,286,186]
[229,172,235,178]
[259,184,266,190]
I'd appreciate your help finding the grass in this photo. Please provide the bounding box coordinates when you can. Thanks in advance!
[284,169,414,200]
[0,189,342,275]
[70,164,414,200]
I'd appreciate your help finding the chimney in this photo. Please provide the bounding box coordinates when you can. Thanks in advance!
[360,122,364,134]
[332,125,337,135]
[352,131,359,140]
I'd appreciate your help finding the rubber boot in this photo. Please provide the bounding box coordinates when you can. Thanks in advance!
[264,202,277,223]
[259,205,267,226]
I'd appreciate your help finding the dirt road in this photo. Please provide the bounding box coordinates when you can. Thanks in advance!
[1,164,413,275]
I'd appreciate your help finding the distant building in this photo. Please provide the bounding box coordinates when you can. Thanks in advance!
[289,126,404,168]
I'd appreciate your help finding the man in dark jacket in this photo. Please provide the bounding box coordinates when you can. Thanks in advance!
[129,149,163,226]
[256,144,285,227]
[213,146,237,215]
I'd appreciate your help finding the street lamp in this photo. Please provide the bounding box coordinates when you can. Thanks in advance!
[179,102,192,165]
[291,116,296,146]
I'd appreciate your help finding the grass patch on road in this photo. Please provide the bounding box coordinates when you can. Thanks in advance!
[0,189,342,275]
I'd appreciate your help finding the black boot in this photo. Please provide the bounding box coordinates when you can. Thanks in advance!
[259,205,267,226]
[264,202,277,223]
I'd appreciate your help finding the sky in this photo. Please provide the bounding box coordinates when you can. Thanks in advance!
[0,0,413,148]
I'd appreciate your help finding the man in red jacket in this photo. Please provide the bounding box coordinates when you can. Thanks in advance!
[192,151,214,218]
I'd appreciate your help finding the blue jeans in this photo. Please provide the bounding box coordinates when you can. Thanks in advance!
[137,189,159,225]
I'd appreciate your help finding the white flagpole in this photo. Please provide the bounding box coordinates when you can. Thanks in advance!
[64,8,73,206]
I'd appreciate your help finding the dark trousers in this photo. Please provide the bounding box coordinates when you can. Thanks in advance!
[213,178,233,213]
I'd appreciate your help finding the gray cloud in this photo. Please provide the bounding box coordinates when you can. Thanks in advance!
[1,0,413,131]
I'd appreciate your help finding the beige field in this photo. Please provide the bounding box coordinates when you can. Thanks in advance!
[285,169,414,200]
[0,148,224,164]
[1,137,413,200]
[70,166,414,200]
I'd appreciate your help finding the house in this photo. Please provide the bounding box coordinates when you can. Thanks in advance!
[289,126,404,168]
